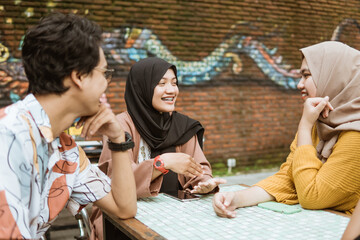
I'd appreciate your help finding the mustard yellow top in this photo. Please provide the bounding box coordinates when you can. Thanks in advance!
[255,127,360,215]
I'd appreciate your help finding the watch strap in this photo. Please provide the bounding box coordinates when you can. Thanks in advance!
[107,131,134,152]
[153,155,169,174]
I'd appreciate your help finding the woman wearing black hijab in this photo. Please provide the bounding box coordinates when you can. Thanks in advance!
[90,57,225,240]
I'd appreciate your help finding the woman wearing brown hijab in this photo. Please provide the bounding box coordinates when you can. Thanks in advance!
[90,57,225,240]
[213,41,360,218]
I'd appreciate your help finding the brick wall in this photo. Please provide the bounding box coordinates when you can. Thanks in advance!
[1,0,360,167]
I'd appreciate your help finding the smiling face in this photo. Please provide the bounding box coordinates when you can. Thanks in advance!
[81,47,109,116]
[297,57,317,101]
[152,68,179,113]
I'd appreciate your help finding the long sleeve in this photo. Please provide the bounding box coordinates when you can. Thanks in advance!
[292,130,360,212]
[97,111,215,198]
[91,112,156,240]
[97,112,162,199]
[99,149,162,199]
[255,128,360,213]
[255,135,299,204]
[91,118,216,239]
[177,134,213,189]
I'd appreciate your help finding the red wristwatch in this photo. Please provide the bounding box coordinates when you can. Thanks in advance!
[153,155,169,174]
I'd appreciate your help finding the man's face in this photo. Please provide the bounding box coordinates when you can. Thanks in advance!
[297,58,316,101]
[81,48,109,116]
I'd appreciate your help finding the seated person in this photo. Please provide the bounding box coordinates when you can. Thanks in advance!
[90,57,225,240]
[0,13,136,239]
[213,41,360,218]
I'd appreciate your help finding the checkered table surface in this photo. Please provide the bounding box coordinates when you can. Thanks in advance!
[135,185,349,240]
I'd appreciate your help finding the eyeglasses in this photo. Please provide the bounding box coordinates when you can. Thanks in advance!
[94,67,115,83]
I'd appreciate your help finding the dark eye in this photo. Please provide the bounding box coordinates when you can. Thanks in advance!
[104,71,110,79]
[104,69,114,80]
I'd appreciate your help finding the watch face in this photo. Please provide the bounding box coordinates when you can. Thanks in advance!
[155,160,162,167]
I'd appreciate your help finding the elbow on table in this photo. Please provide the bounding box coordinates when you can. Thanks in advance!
[114,205,137,219]
[298,196,332,210]
[300,201,325,210]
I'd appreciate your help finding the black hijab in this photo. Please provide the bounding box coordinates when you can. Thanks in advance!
[125,57,204,158]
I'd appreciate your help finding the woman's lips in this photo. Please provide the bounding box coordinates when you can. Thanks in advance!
[301,90,308,100]
[161,97,175,104]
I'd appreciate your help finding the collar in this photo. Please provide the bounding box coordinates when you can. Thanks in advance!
[23,94,55,143]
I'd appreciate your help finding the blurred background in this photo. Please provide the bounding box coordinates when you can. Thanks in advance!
[0,0,359,238]
[2,0,360,170]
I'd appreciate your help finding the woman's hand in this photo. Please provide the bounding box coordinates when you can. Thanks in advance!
[190,178,227,194]
[297,96,334,147]
[212,186,274,218]
[212,191,238,218]
[160,153,204,178]
[300,96,333,129]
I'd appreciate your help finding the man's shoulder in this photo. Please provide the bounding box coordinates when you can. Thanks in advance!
[0,104,19,121]
[0,103,28,134]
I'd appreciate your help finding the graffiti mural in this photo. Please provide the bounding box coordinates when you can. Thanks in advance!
[102,25,301,88]
[0,42,27,106]
[1,18,359,105]
[331,18,360,41]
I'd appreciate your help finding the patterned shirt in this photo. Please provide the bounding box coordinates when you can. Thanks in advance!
[0,94,111,239]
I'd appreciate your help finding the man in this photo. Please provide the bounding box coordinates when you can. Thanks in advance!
[0,12,136,239]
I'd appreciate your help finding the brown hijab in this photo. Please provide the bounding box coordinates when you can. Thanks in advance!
[300,41,360,160]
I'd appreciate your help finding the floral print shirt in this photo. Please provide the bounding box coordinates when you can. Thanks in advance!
[0,94,111,239]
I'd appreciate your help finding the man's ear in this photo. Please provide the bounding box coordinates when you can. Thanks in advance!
[70,70,83,89]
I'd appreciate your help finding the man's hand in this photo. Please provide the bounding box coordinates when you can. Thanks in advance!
[77,103,123,142]
[190,178,227,194]
[160,153,204,178]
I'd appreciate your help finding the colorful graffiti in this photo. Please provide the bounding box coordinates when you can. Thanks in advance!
[0,18,359,105]
[102,26,301,88]
[0,43,27,106]
[331,18,360,41]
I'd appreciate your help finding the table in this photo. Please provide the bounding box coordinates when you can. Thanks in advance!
[103,185,350,240]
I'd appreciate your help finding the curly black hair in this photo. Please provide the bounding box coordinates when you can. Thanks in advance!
[22,12,102,95]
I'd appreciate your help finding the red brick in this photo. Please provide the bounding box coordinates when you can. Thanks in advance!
[0,0,356,166]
